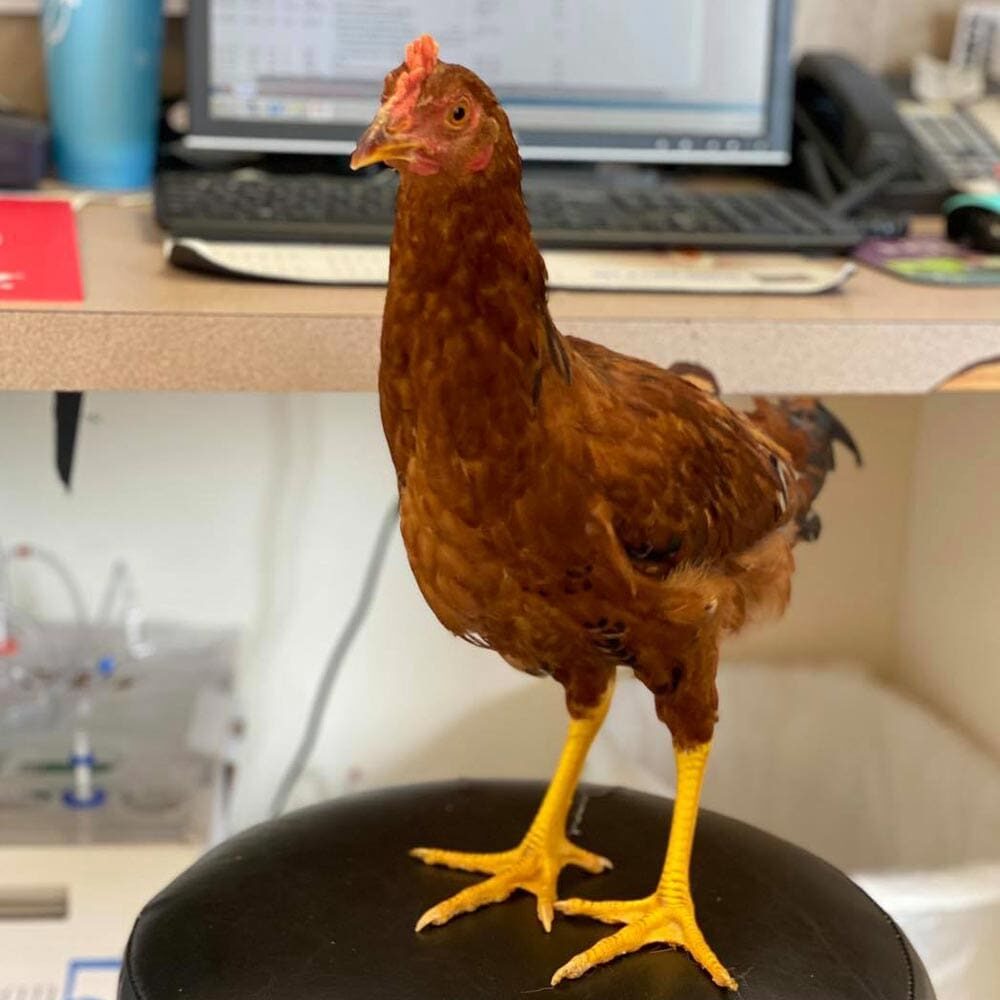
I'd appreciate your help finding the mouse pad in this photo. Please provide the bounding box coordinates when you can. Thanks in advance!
[855,235,1000,285]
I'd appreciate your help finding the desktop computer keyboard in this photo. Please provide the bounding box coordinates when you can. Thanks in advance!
[156,169,863,252]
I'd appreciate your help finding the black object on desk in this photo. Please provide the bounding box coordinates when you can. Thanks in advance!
[0,111,48,189]
[120,781,934,999]
[793,53,951,218]
[155,169,864,252]
[946,193,1000,253]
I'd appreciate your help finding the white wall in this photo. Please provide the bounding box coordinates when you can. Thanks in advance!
[897,394,1000,759]
[793,0,965,73]
[725,395,920,674]
[1,391,272,624]
[0,390,932,832]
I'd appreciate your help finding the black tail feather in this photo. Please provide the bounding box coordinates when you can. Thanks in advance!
[751,397,862,537]
[815,402,862,468]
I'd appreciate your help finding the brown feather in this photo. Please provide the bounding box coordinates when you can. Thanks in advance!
[376,58,857,747]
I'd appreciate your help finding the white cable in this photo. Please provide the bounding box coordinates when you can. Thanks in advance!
[12,544,88,627]
[11,543,89,669]
[96,559,154,658]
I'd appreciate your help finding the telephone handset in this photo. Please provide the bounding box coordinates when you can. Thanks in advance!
[794,52,951,214]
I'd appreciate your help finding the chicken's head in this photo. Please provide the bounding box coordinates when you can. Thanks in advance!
[351,35,506,178]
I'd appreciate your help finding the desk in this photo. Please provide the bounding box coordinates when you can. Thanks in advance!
[1,202,998,394]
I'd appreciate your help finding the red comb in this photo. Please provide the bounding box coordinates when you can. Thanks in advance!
[386,34,440,121]
[405,34,439,75]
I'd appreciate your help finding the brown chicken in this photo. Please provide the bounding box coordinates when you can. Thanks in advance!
[352,36,861,990]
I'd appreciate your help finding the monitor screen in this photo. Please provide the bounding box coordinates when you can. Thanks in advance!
[186,0,793,165]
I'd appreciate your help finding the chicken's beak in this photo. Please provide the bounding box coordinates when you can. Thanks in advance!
[350,116,418,170]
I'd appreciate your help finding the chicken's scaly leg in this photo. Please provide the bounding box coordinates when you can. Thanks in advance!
[552,740,737,990]
[412,676,615,933]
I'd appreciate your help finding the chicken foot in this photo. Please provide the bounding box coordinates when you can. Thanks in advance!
[553,740,737,990]
[412,676,615,933]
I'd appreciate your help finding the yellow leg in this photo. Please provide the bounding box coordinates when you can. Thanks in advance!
[412,676,615,933]
[553,740,737,990]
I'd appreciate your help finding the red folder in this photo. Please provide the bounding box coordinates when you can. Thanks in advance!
[0,198,83,302]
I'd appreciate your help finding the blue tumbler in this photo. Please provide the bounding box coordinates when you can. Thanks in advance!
[41,0,164,189]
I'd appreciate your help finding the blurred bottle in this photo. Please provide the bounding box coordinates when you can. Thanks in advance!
[41,0,164,189]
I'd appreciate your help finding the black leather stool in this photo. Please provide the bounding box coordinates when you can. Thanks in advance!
[120,781,934,999]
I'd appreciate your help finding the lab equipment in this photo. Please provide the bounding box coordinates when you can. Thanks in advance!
[0,543,236,845]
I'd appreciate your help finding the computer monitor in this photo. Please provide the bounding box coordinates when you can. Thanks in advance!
[186,0,794,166]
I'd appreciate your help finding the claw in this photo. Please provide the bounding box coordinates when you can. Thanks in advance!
[415,873,517,931]
[564,845,614,874]
[537,896,555,933]
[552,894,737,990]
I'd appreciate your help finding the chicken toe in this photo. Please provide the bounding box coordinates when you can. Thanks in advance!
[552,893,736,989]
[413,836,612,933]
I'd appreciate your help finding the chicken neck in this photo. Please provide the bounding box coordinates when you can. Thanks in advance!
[380,161,562,456]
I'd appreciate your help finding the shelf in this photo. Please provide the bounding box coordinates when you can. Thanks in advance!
[1,202,999,394]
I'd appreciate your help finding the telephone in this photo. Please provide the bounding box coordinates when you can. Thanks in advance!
[794,52,952,214]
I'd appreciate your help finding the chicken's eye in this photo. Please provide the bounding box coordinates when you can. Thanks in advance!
[449,104,467,125]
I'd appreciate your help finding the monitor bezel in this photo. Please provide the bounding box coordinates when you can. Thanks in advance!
[185,0,793,166]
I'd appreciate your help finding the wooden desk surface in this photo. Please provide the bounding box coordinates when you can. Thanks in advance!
[1,201,998,393]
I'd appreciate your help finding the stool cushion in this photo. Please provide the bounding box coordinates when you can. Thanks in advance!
[120,780,934,999]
